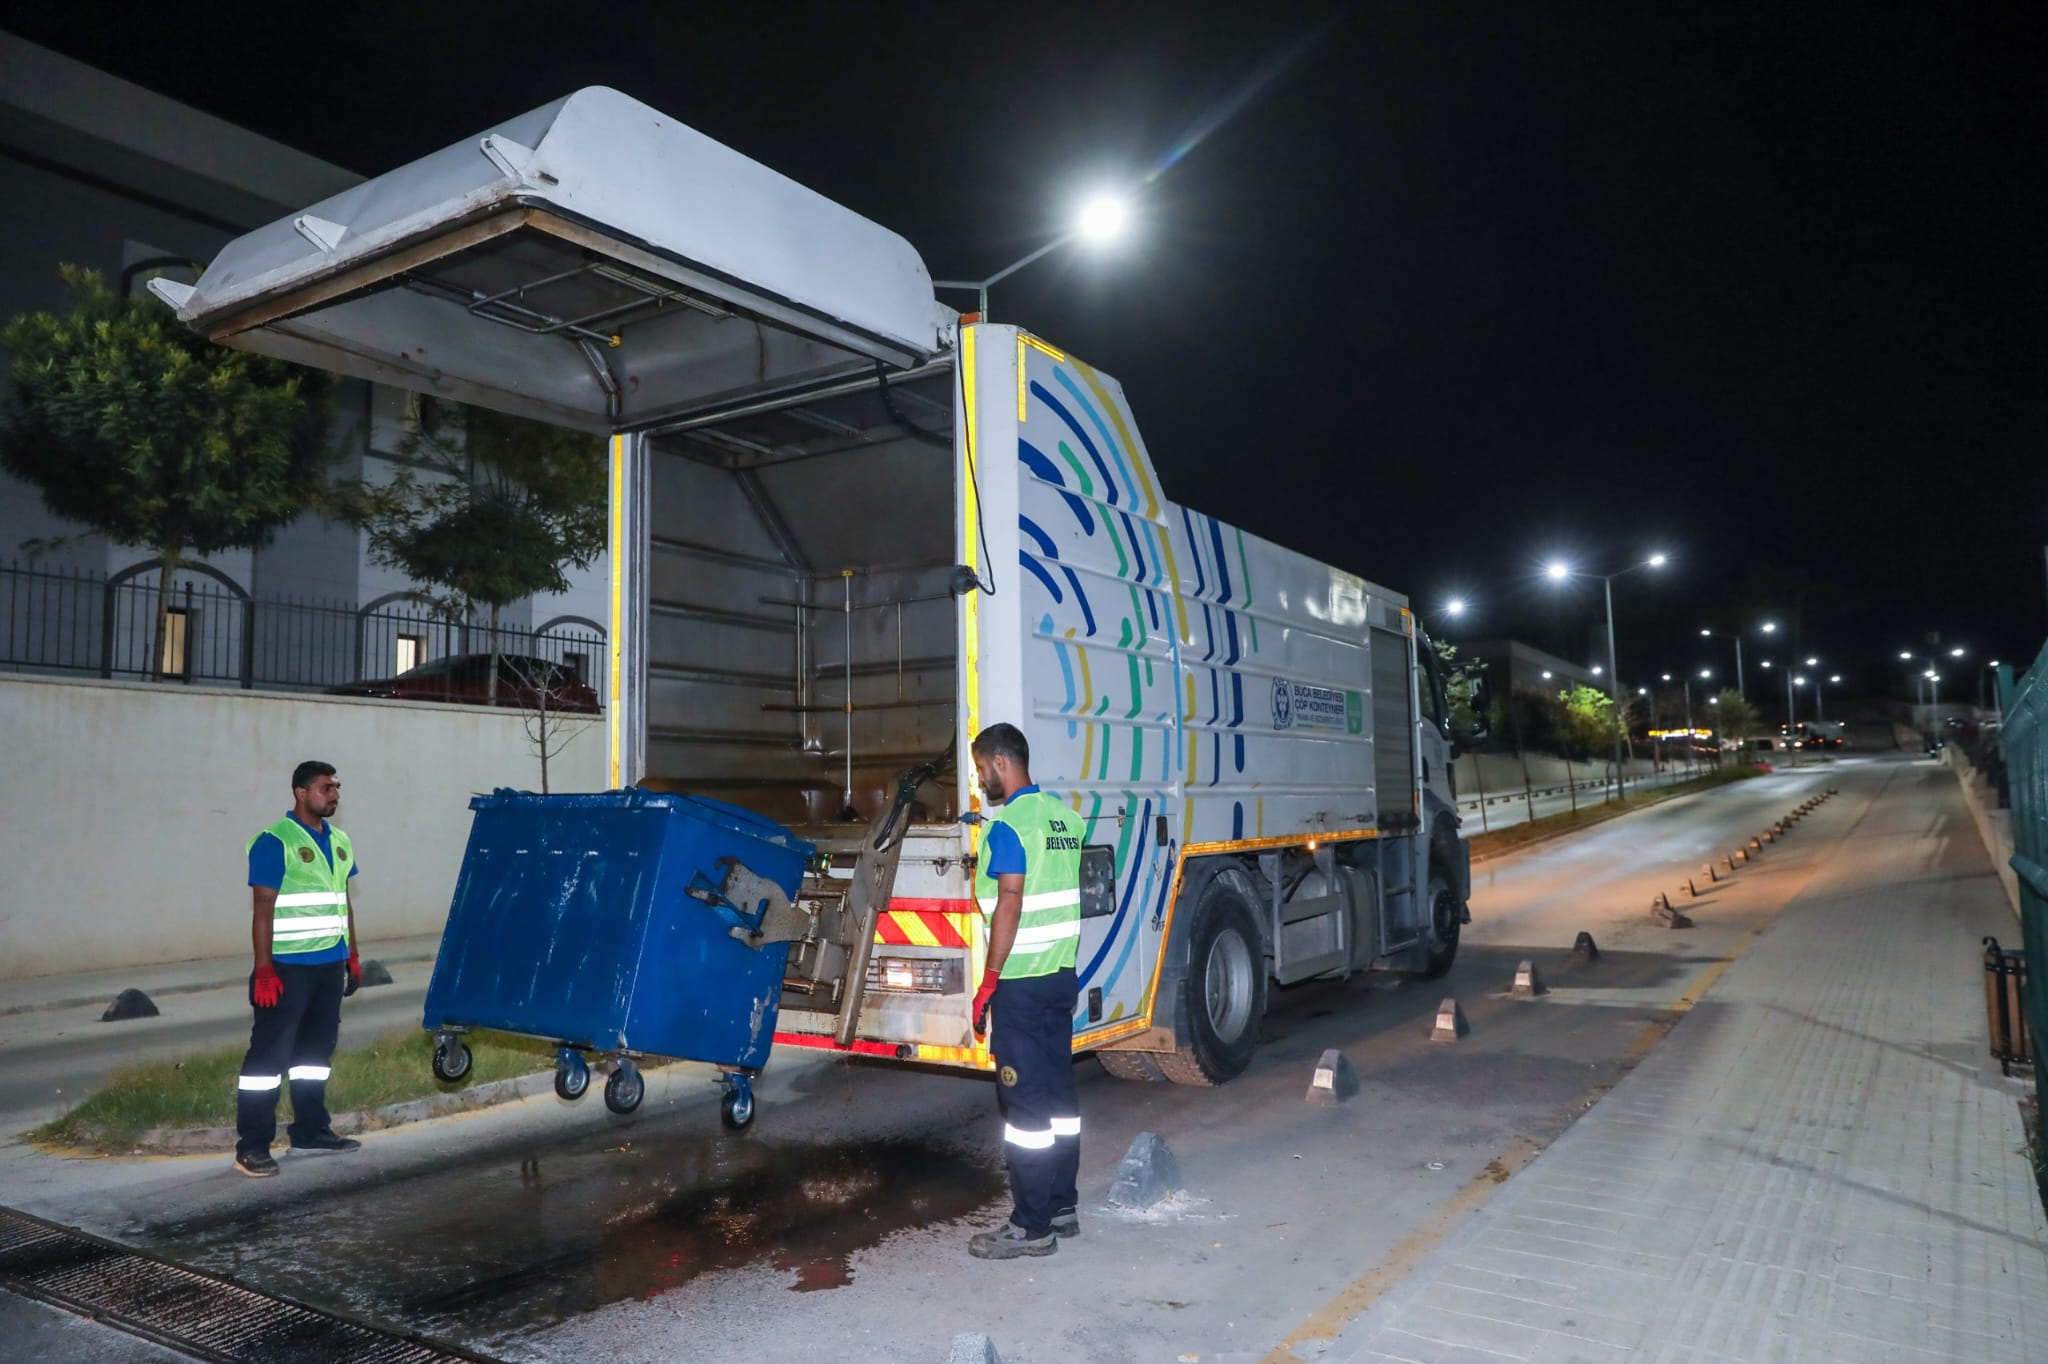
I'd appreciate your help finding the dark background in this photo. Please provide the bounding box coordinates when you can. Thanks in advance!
[10,1,2044,704]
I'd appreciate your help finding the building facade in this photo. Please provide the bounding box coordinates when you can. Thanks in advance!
[0,32,607,691]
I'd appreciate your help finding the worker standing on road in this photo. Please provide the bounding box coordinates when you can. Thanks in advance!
[967,723,1083,1259]
[233,760,364,1177]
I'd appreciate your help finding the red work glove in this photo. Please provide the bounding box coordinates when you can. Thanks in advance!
[252,963,283,1009]
[972,968,1000,1038]
[344,950,362,998]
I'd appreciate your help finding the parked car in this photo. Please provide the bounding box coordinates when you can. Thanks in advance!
[326,654,601,712]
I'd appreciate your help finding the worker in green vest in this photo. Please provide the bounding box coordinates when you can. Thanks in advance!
[233,760,365,1177]
[966,722,1083,1259]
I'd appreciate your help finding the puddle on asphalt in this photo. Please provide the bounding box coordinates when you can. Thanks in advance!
[147,1133,1005,1338]
[404,1136,1004,1329]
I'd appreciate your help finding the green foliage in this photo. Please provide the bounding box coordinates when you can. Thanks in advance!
[338,402,606,617]
[1556,684,1620,762]
[1434,640,1488,743]
[0,265,333,562]
[1713,687,1759,745]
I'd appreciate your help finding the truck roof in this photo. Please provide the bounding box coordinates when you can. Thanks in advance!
[153,87,953,432]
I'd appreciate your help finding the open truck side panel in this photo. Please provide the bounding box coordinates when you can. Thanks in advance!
[166,88,1466,1089]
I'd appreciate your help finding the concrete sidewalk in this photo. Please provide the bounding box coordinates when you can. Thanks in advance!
[0,933,442,1017]
[1323,762,2047,1364]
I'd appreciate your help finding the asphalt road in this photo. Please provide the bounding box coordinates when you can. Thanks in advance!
[1,756,1913,1363]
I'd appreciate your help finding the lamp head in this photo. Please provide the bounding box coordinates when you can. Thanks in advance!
[1076,195,1129,244]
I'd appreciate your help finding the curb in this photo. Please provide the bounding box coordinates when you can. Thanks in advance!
[0,950,439,1019]
[124,1070,554,1155]
[1468,773,1756,865]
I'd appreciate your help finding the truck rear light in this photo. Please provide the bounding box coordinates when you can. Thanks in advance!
[866,955,965,994]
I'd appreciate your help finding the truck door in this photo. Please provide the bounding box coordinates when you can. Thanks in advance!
[151,87,949,435]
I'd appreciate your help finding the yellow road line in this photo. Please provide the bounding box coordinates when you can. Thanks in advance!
[1259,916,1777,1363]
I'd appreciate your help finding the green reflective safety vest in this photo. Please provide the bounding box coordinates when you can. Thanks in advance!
[973,790,1083,980]
[250,817,353,955]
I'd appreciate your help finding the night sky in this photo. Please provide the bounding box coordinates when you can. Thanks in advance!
[13,2,2045,704]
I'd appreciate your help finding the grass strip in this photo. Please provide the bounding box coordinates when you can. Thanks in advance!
[1466,766,1759,862]
[32,1027,554,1153]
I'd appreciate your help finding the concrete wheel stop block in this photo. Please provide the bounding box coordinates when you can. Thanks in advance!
[1651,894,1693,929]
[1431,998,1469,1041]
[1569,931,1600,964]
[101,988,159,1022]
[359,959,395,987]
[1511,960,1547,997]
[1109,1131,1184,1209]
[947,1333,1002,1364]
[1306,1048,1359,1105]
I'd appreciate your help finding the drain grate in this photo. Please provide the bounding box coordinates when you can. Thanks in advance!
[0,1206,503,1364]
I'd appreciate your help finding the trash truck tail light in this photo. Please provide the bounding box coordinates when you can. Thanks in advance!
[867,955,966,994]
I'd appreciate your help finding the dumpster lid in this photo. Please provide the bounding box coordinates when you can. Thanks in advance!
[469,787,815,854]
[156,87,953,433]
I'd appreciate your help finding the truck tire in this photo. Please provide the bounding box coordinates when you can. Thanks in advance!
[1413,868,1461,979]
[1159,872,1267,1086]
[1096,1050,1168,1083]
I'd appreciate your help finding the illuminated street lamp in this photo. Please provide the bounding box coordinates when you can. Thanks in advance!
[934,192,1132,321]
[1547,553,1668,799]
[1445,597,1467,619]
[1699,626,1762,698]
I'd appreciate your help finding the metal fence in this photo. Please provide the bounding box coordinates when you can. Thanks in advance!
[2001,642,2047,1074]
[0,558,605,697]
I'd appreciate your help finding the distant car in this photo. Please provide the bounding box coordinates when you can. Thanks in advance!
[326,653,600,712]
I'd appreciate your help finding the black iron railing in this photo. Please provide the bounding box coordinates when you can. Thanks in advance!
[0,559,605,696]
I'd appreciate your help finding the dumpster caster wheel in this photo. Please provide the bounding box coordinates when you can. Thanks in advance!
[605,1060,644,1115]
[431,1036,471,1083]
[719,1075,755,1132]
[554,1050,590,1102]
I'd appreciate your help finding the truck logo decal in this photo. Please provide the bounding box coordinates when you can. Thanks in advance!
[1273,678,1364,734]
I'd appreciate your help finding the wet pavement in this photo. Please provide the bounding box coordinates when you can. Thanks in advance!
[4,758,1935,1363]
[137,1100,1005,1347]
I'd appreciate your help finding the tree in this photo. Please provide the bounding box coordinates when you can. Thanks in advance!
[1558,684,1623,802]
[496,654,601,794]
[1433,640,1489,745]
[1713,688,1759,753]
[338,402,606,701]
[1,265,333,678]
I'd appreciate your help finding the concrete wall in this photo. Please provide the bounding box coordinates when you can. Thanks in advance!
[1942,746,2020,920]
[0,674,607,979]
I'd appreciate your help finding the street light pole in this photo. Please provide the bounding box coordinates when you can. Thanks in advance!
[1602,574,1624,798]
[932,194,1130,322]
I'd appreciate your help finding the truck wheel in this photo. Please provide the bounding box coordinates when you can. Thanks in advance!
[1159,873,1266,1086]
[1096,1050,1168,1083]
[1413,869,1461,979]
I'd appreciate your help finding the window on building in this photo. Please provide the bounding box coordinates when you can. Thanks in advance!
[160,607,191,678]
[561,650,589,684]
[395,633,426,675]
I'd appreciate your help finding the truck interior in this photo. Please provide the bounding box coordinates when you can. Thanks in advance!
[633,365,964,829]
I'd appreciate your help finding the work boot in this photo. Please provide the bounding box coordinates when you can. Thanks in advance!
[967,1221,1057,1259]
[233,1149,278,1178]
[1050,1208,1081,1238]
[288,1129,361,1154]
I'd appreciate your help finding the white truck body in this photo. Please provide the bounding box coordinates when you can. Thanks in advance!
[166,88,1469,1082]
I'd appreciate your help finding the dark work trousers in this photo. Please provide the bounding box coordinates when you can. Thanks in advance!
[988,967,1080,1235]
[236,960,345,1154]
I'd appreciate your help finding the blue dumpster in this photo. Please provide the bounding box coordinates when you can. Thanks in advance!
[421,789,815,1129]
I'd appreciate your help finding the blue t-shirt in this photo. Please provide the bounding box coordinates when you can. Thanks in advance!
[248,813,358,964]
[982,785,1040,878]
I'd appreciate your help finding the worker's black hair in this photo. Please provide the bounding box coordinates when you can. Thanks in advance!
[971,723,1029,771]
[292,760,337,791]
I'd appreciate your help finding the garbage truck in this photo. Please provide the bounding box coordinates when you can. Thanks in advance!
[156,86,1470,1105]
